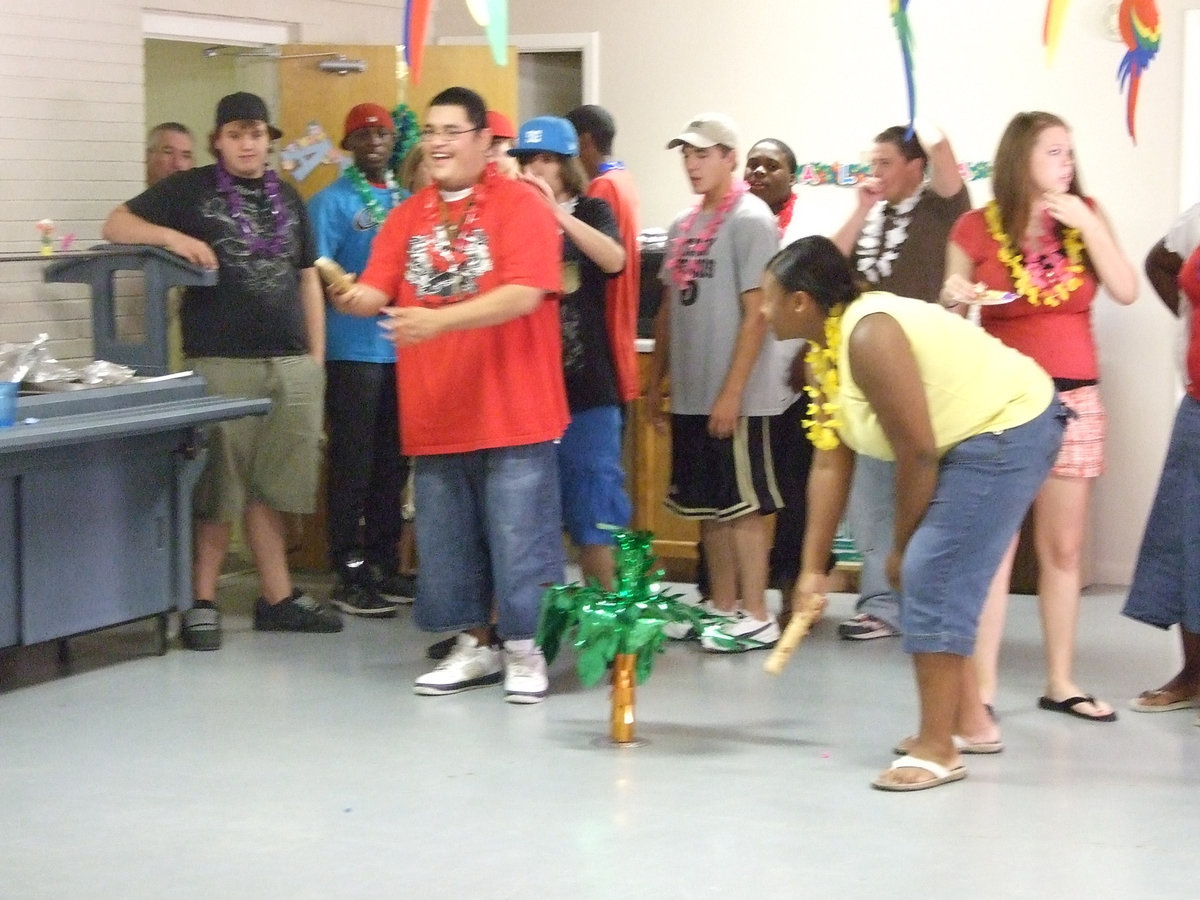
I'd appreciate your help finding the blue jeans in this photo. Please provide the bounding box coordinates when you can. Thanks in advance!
[412,442,564,641]
[900,400,1065,655]
[1123,395,1200,633]
[557,405,631,546]
[846,454,901,630]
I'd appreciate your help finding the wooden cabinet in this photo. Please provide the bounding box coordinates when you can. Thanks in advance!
[629,350,699,580]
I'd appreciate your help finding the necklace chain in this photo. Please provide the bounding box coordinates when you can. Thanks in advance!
[437,192,476,242]
[417,164,501,292]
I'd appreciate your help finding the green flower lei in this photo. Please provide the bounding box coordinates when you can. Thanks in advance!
[345,165,401,227]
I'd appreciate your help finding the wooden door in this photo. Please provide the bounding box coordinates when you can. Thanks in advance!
[275,43,400,570]
[404,45,519,124]
[631,354,700,580]
[276,44,402,202]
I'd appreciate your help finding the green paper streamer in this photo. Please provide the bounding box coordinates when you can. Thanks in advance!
[388,104,421,174]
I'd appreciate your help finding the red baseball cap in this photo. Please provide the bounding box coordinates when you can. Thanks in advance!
[341,103,395,148]
[486,110,516,140]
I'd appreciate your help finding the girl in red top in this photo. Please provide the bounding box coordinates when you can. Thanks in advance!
[943,111,1137,729]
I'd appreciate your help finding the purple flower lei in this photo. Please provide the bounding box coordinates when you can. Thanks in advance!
[215,161,290,256]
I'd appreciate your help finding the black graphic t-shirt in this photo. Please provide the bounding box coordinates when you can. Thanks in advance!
[561,196,620,412]
[126,164,316,358]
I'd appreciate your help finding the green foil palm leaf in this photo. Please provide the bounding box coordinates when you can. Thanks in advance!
[635,634,668,683]
[536,529,713,688]
[576,643,611,687]
[623,617,667,655]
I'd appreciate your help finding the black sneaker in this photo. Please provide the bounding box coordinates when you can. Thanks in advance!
[330,577,399,618]
[254,590,344,633]
[368,564,415,605]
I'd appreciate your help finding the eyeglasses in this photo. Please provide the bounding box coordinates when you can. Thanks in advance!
[420,126,481,142]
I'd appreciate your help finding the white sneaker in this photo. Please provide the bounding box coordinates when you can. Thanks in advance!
[700,614,781,653]
[413,633,502,695]
[503,639,548,704]
[662,599,739,640]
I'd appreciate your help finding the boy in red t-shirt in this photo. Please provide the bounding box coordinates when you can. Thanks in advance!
[332,87,567,704]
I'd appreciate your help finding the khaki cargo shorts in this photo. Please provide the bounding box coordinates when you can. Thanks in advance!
[190,355,325,521]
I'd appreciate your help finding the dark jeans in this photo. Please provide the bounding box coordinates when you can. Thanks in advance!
[324,360,408,573]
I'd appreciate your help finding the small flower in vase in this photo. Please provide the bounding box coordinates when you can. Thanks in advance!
[36,219,56,255]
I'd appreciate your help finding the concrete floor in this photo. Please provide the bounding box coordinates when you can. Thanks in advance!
[0,574,1194,899]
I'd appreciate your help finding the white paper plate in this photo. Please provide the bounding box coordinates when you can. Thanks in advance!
[974,291,1019,305]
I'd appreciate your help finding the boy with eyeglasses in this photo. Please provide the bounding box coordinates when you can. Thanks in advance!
[330,87,567,704]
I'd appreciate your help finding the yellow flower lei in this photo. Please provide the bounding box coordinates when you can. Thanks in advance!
[984,201,1085,308]
[801,303,845,451]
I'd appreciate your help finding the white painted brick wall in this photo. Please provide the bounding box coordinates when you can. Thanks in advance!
[0,0,402,363]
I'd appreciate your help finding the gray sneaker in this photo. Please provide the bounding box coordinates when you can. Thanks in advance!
[837,614,899,641]
[254,590,343,633]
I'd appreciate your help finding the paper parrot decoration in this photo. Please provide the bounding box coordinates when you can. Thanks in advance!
[889,0,916,135]
[404,0,509,84]
[1115,0,1161,144]
[1042,0,1071,64]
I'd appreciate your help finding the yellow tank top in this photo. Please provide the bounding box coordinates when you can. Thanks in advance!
[836,292,1054,460]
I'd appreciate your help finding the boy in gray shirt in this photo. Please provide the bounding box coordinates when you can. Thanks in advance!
[647,113,791,652]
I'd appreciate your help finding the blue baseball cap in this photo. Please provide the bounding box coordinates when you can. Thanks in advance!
[508,116,579,158]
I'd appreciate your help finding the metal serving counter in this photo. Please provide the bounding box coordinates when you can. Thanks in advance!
[42,244,217,376]
[0,375,268,657]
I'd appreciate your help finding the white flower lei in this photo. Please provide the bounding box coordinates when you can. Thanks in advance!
[855,184,925,284]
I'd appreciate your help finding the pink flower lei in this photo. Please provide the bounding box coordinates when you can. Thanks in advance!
[664,181,749,292]
[419,162,501,274]
[215,160,290,256]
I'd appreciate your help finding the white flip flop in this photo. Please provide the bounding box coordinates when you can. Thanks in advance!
[872,754,967,792]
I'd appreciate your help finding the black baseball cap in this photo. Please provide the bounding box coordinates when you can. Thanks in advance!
[215,92,283,140]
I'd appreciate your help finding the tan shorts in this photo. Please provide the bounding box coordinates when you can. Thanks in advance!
[1052,384,1105,479]
[190,355,325,521]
